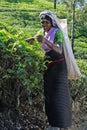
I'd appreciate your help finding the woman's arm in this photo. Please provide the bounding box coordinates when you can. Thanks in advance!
[42,38,62,54]
[36,29,63,54]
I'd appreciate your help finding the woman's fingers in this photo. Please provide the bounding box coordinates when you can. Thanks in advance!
[36,35,43,42]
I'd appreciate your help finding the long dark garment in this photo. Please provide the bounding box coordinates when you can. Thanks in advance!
[44,50,72,128]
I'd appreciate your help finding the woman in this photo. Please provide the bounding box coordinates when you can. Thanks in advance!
[26,10,72,130]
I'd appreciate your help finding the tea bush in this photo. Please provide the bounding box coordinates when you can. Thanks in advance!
[70,59,87,111]
[0,23,45,108]
[2,0,34,3]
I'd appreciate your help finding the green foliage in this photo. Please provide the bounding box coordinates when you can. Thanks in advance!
[70,59,87,110]
[3,0,34,3]
[74,39,87,59]
[75,5,87,38]
[74,23,87,38]
[0,23,45,107]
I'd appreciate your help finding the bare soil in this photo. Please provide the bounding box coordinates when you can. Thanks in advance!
[0,103,87,130]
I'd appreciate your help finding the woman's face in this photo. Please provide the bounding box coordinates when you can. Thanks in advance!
[40,19,52,32]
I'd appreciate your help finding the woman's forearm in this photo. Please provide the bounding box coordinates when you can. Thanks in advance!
[43,38,62,54]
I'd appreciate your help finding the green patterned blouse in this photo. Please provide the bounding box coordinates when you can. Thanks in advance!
[54,29,63,44]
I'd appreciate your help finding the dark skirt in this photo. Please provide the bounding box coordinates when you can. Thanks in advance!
[44,60,72,128]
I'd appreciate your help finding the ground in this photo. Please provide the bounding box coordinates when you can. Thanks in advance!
[0,102,87,130]
[0,103,47,130]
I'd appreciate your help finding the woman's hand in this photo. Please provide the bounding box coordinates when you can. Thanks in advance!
[36,35,43,43]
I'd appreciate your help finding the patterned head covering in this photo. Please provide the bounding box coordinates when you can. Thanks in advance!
[39,10,58,27]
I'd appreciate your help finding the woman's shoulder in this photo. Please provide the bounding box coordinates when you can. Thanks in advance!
[55,28,63,37]
[54,28,63,43]
[55,28,62,34]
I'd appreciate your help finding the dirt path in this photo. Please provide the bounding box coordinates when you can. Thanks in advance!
[0,103,87,130]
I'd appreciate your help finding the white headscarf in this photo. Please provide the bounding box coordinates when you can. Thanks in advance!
[39,10,58,27]
[40,10,82,80]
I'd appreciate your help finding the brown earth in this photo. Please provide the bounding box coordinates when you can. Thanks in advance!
[0,102,87,130]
